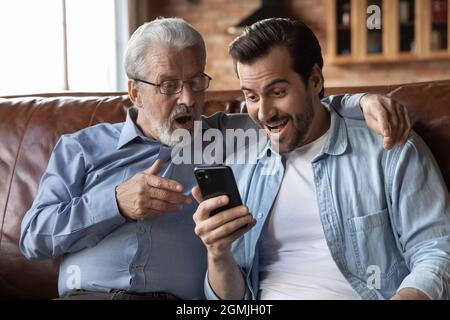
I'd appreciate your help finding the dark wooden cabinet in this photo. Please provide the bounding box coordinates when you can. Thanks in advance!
[327,0,450,64]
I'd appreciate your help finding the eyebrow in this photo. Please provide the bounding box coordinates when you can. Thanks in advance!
[157,74,176,82]
[159,72,203,81]
[241,79,289,92]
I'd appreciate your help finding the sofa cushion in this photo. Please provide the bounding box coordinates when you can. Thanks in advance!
[0,94,131,298]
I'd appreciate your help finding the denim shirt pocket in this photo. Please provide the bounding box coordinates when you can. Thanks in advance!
[347,208,406,291]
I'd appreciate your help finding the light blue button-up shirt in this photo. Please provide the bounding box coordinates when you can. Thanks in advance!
[20,95,365,298]
[20,108,210,298]
[205,108,450,300]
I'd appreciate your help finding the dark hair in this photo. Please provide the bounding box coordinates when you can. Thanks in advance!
[229,18,324,99]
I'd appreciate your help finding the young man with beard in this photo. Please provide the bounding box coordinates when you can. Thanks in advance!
[193,18,450,300]
[20,18,411,299]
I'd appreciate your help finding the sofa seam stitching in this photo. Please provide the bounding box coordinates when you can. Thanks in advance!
[0,102,40,248]
[88,98,106,126]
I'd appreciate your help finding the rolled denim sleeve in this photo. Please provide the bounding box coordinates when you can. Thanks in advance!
[321,94,365,120]
[20,135,126,260]
[397,257,449,299]
[388,132,450,299]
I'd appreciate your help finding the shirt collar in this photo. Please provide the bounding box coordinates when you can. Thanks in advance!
[314,107,348,160]
[117,108,152,149]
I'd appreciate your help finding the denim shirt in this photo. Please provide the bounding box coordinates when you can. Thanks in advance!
[205,109,450,300]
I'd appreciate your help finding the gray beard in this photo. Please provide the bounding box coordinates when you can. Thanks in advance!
[149,105,201,147]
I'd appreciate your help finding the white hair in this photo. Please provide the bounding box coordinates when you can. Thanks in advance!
[124,17,206,79]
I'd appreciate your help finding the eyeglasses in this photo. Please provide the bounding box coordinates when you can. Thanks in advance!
[132,73,212,95]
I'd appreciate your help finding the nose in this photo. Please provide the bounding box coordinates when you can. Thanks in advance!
[257,98,276,123]
[177,83,196,107]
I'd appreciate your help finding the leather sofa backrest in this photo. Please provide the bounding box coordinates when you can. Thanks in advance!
[0,80,448,298]
[0,94,132,298]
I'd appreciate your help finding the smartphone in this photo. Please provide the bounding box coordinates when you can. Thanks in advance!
[194,165,243,216]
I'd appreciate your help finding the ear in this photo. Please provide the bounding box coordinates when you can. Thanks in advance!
[308,64,324,97]
[128,79,143,108]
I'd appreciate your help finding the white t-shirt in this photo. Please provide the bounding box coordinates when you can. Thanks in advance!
[258,131,360,300]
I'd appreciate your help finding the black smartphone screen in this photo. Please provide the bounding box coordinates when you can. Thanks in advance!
[194,165,243,216]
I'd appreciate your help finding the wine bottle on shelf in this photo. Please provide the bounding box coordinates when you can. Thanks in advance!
[342,3,350,26]
[399,0,410,24]
[432,0,447,23]
[432,30,443,50]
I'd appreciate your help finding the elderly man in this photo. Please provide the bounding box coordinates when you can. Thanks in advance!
[21,18,409,300]
[193,18,450,300]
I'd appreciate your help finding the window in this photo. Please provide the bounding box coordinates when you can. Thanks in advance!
[0,0,128,96]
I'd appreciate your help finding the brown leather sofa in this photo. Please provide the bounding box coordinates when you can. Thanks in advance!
[0,80,449,299]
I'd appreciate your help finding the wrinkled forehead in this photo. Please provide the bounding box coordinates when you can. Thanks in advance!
[145,45,205,74]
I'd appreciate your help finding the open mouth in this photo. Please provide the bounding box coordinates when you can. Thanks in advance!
[264,119,289,134]
[174,115,193,125]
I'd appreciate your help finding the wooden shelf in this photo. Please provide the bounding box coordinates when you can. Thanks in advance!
[326,0,450,64]
[326,52,450,65]
[337,24,352,30]
[397,52,419,60]
[429,50,450,56]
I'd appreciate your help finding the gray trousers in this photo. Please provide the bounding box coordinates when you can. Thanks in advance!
[57,289,180,300]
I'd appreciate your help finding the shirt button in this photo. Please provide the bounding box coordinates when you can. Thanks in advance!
[257,213,263,219]
[137,225,145,234]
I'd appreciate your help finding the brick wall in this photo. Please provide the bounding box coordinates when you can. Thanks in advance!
[150,0,450,90]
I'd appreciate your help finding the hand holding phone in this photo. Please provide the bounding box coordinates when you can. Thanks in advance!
[192,166,256,261]
[194,165,243,216]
